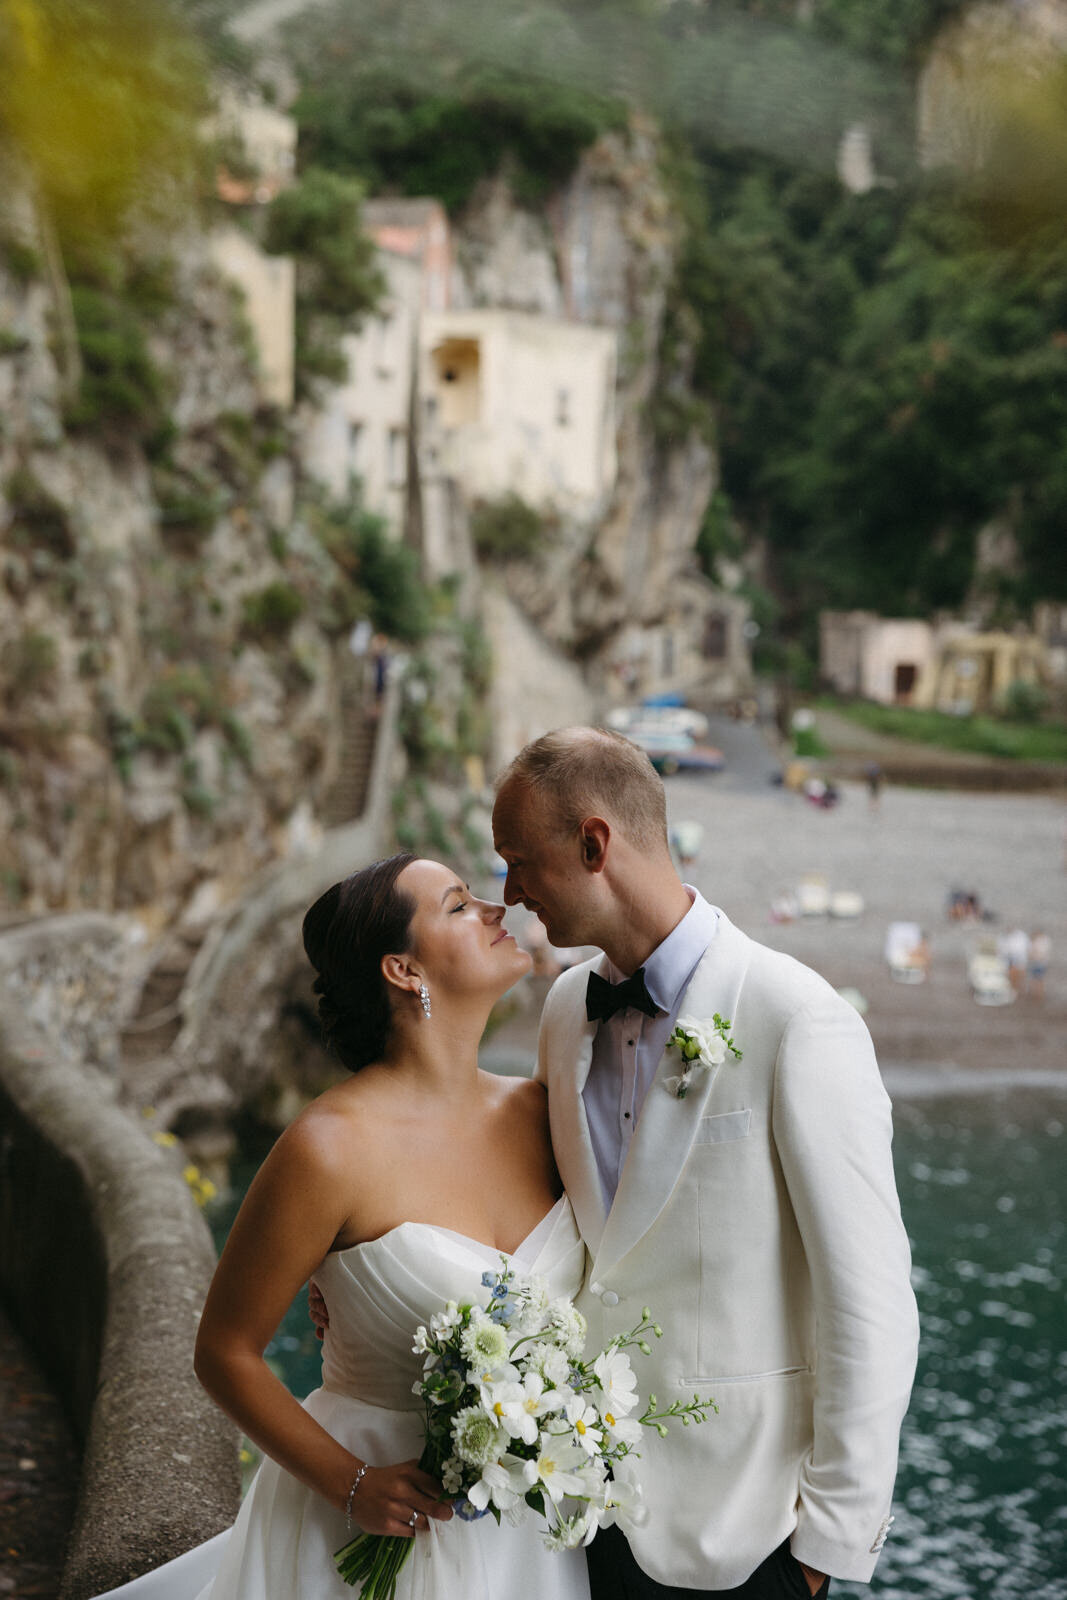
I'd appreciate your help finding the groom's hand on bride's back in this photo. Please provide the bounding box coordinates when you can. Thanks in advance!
[308,1279,329,1340]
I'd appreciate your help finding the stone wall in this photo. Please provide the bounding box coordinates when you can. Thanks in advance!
[0,923,240,1598]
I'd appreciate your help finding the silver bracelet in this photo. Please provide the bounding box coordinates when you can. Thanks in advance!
[345,1461,371,1531]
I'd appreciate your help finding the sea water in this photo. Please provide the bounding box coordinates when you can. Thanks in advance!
[210,1088,1067,1599]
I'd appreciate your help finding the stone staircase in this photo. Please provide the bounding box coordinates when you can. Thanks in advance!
[119,927,205,1071]
[321,655,379,826]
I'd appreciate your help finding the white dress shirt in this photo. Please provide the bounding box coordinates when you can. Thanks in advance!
[582,888,718,1207]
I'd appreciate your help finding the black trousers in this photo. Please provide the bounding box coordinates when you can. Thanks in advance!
[586,1527,831,1600]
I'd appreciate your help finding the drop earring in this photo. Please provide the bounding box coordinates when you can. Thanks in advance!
[418,982,431,1019]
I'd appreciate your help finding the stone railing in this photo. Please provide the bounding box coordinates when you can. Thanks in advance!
[0,919,240,1599]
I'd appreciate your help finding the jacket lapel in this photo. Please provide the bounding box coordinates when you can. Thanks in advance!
[590,913,752,1279]
[546,958,608,1256]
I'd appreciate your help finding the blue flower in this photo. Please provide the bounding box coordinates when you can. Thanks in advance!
[453,1497,492,1522]
[481,1271,497,1289]
[489,1293,518,1324]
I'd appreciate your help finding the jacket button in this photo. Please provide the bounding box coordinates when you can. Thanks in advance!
[602,1290,619,1307]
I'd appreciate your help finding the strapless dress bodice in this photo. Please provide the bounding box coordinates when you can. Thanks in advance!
[90,1198,591,1600]
[312,1196,586,1411]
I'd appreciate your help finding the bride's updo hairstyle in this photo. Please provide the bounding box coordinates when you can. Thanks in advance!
[302,852,418,1073]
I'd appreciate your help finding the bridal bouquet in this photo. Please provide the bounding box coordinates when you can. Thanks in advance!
[334,1261,715,1596]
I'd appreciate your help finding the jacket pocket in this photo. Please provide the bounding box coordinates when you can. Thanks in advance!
[679,1364,812,1386]
[693,1107,752,1145]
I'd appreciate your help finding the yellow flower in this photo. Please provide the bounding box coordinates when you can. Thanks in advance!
[152,1131,178,1148]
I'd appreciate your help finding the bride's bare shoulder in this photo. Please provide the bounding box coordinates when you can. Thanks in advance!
[273,1076,380,1171]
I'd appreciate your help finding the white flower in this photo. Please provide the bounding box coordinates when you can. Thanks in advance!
[412,1325,431,1355]
[511,1276,550,1335]
[598,1405,643,1450]
[482,1370,564,1446]
[441,1456,464,1495]
[666,1015,740,1097]
[599,1473,649,1531]
[593,1349,640,1417]
[547,1298,587,1359]
[430,1301,462,1340]
[468,1454,529,1515]
[564,1394,605,1457]
[524,1340,572,1387]
[522,1435,591,1503]
[451,1405,504,1469]
[676,1015,728,1067]
[460,1309,511,1369]
[542,1504,600,1551]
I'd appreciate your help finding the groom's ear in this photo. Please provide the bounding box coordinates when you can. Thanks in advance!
[578,817,610,873]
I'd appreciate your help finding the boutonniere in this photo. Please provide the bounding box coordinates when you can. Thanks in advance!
[664,1014,742,1099]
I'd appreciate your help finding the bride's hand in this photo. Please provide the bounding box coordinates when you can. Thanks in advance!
[347,1459,454,1537]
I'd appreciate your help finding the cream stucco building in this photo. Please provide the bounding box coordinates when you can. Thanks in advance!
[820,610,1051,713]
[419,308,617,520]
[205,91,298,408]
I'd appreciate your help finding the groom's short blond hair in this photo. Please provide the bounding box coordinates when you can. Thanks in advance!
[496,726,669,851]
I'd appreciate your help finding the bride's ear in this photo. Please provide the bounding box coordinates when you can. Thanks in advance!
[381,952,421,995]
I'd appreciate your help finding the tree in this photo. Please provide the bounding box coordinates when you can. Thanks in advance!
[264,168,384,388]
[0,0,206,396]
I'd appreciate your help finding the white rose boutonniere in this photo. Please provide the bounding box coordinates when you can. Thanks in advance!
[665,1014,742,1099]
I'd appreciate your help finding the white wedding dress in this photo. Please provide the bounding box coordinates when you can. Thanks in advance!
[94,1196,590,1600]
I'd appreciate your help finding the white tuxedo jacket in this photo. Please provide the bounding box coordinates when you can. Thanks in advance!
[536,911,918,1589]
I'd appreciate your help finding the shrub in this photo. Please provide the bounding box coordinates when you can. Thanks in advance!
[470,493,549,561]
[1,238,40,283]
[151,465,222,543]
[106,666,254,780]
[999,679,1049,724]
[316,500,430,642]
[66,286,169,444]
[241,581,304,639]
[5,467,76,558]
[3,631,58,704]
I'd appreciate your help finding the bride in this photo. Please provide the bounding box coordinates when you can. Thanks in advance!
[95,852,590,1600]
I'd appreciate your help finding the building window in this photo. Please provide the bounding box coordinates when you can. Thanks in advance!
[432,337,481,426]
[348,421,363,476]
[702,614,727,660]
[375,312,396,377]
[388,427,406,485]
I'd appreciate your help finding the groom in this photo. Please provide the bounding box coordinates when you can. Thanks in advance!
[490,725,919,1600]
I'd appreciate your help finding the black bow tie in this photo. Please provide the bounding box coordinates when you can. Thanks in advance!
[585,968,659,1023]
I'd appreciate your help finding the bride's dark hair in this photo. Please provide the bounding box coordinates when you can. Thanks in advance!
[301,852,418,1073]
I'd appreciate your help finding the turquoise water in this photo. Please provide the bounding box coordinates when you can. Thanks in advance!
[208,1089,1067,1599]
[837,1093,1066,1600]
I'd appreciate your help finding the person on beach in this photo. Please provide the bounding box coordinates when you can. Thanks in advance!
[1027,929,1051,1000]
[490,726,918,1600]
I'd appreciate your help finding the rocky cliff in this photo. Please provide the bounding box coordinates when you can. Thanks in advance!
[1,106,737,936]
[0,211,367,924]
[449,117,738,717]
